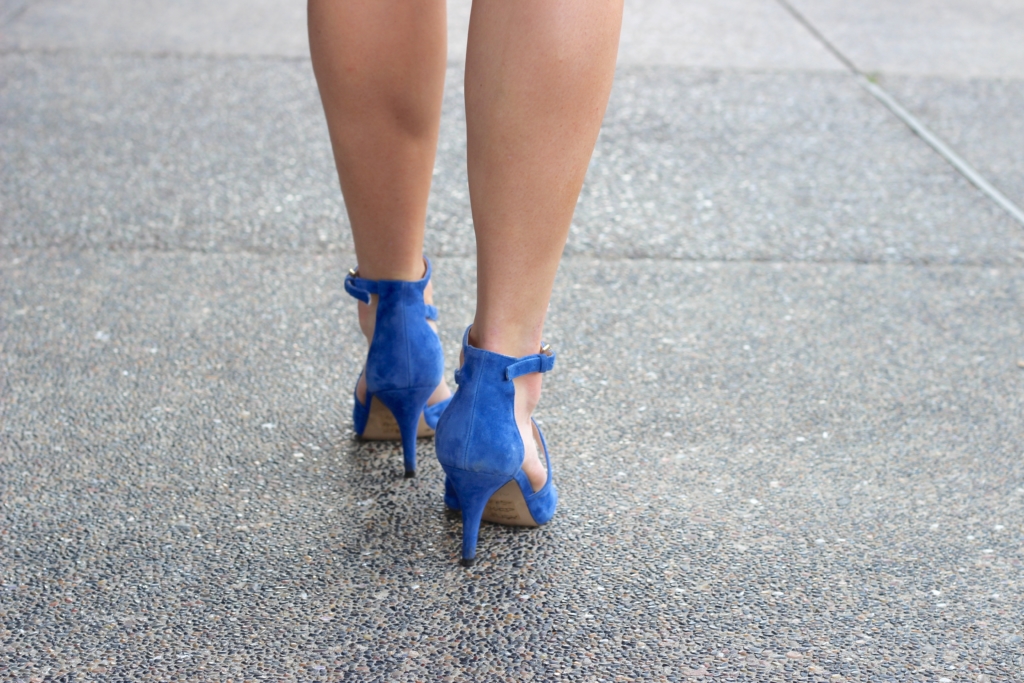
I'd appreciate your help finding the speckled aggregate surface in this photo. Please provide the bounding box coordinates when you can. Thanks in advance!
[0,0,309,57]
[3,252,1024,681]
[4,4,1024,682]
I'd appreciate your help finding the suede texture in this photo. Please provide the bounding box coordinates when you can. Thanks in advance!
[435,328,526,475]
[422,398,451,430]
[445,468,515,561]
[351,381,450,436]
[519,420,558,524]
[364,285,443,397]
[344,259,446,473]
[436,328,559,560]
[444,419,558,525]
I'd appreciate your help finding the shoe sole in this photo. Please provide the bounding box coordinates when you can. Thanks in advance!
[481,480,540,527]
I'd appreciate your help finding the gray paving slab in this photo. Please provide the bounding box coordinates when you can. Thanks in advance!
[5,52,1024,265]
[3,0,837,70]
[878,74,1024,214]
[0,0,31,26]
[0,52,347,253]
[4,0,1021,78]
[0,0,309,57]
[616,0,839,70]
[447,0,843,70]
[3,250,1023,680]
[447,0,471,64]
[4,2,1024,680]
[787,0,1024,79]
[575,66,1024,264]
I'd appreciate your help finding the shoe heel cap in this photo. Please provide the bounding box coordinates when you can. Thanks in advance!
[460,557,476,568]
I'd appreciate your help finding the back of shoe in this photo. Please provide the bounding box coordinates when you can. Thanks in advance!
[434,339,524,477]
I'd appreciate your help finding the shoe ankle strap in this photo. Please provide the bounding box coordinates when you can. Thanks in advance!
[454,330,556,385]
[505,345,556,380]
[344,269,379,303]
[344,259,438,321]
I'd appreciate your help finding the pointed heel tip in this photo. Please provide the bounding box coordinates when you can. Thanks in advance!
[404,470,416,478]
[460,557,476,568]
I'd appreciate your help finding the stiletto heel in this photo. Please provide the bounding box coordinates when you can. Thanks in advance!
[445,469,511,566]
[374,385,436,476]
[435,327,559,566]
[345,258,450,476]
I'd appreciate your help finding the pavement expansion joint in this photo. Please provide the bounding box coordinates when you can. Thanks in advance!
[775,0,1024,228]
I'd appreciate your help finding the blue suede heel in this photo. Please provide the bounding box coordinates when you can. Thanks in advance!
[345,258,449,477]
[434,327,558,566]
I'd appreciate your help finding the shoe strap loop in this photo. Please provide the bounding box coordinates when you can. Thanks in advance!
[453,346,555,385]
[505,346,556,381]
[344,269,379,304]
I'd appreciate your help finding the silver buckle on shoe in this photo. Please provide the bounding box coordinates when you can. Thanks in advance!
[540,343,553,356]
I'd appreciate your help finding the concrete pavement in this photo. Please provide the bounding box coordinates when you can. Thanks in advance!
[2,0,1023,680]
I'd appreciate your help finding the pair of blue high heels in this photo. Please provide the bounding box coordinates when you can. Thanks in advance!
[346,259,558,566]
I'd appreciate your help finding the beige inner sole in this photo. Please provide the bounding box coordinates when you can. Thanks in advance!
[481,480,540,527]
[479,420,544,527]
[359,395,435,441]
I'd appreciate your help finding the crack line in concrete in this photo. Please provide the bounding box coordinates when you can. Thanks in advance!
[0,0,34,26]
[774,0,1024,229]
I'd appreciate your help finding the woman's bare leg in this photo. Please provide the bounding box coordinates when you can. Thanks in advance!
[465,0,623,489]
[308,0,446,281]
[308,0,450,406]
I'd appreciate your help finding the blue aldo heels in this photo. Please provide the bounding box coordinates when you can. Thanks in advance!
[434,327,559,566]
[345,258,450,477]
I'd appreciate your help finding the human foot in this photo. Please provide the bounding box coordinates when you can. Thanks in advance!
[513,372,547,492]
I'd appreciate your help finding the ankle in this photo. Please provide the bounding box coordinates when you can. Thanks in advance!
[357,297,377,343]
[468,322,543,360]
[356,280,435,344]
[355,257,426,283]
[512,373,543,421]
